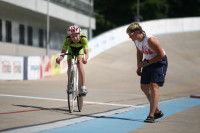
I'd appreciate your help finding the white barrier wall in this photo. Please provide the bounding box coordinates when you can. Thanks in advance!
[28,56,41,80]
[27,55,67,80]
[88,17,200,60]
[0,17,200,80]
[0,55,24,80]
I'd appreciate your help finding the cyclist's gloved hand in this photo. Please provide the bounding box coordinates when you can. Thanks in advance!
[56,56,64,64]
[83,54,88,64]
[83,57,88,64]
[83,59,87,64]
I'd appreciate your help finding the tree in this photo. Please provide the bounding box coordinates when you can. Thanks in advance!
[167,0,200,18]
[140,0,169,21]
[93,0,200,36]
[93,0,135,36]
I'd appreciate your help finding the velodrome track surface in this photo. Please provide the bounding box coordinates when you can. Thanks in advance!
[0,31,200,133]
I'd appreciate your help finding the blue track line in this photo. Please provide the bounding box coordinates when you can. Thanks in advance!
[38,97,200,133]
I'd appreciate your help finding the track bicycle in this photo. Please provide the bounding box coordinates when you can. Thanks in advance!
[60,52,84,113]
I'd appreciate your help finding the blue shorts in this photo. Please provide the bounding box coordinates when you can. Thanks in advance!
[141,56,168,87]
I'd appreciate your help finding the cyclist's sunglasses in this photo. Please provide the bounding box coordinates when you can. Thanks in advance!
[129,31,135,37]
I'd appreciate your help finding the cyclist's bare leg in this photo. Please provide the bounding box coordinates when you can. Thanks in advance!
[67,59,71,74]
[141,84,160,115]
[67,59,72,82]
[77,57,85,91]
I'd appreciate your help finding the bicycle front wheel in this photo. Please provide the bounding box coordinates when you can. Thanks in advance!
[67,70,76,113]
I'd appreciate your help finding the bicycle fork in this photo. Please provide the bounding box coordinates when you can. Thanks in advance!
[71,59,79,96]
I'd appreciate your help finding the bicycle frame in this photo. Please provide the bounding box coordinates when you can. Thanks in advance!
[70,56,79,97]
[60,52,83,113]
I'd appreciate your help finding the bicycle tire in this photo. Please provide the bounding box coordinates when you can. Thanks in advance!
[76,70,83,112]
[77,96,83,112]
[67,70,75,113]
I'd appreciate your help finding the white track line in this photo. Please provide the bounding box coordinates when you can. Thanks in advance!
[2,107,138,133]
[0,94,68,101]
[0,94,144,108]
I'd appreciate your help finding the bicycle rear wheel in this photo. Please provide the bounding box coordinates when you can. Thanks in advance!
[77,96,83,112]
[67,70,76,113]
[77,72,83,112]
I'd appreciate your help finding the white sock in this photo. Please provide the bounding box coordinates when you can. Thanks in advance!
[81,86,86,90]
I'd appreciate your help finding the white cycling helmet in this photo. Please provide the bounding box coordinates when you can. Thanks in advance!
[67,25,81,35]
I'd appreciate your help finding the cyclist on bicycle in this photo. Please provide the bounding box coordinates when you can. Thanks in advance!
[56,25,89,96]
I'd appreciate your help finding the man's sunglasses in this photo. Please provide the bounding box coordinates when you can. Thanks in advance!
[129,31,135,37]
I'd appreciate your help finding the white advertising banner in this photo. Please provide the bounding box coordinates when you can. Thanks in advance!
[88,25,129,60]
[28,56,41,80]
[0,55,23,80]
[60,56,68,74]
[1,17,200,80]
[40,56,51,79]
[88,17,200,60]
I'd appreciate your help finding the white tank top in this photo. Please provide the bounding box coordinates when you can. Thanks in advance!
[134,34,166,60]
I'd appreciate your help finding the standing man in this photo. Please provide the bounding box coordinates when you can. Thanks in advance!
[56,25,89,96]
[126,22,168,123]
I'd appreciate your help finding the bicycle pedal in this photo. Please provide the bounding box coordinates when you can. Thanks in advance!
[79,92,87,97]
[67,89,73,94]
[78,93,83,97]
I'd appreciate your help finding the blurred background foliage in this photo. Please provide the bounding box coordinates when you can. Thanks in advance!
[93,0,200,36]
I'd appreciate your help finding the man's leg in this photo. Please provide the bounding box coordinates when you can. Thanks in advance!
[149,82,160,117]
[141,84,160,115]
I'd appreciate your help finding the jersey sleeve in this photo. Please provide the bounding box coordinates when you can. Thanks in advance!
[62,36,71,51]
[80,35,89,50]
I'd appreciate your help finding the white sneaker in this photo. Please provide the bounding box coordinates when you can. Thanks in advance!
[81,86,88,96]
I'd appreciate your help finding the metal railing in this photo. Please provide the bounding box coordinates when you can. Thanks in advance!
[51,0,92,15]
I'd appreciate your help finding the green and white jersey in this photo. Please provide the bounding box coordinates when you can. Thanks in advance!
[62,34,88,59]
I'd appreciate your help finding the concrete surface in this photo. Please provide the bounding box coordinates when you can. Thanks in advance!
[0,31,200,132]
[129,106,200,133]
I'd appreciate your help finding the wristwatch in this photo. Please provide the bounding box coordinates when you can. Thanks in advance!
[146,60,150,66]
